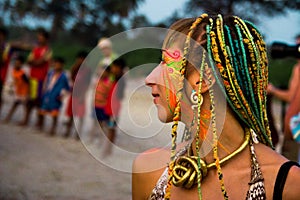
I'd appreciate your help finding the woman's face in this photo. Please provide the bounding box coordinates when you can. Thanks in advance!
[145,47,184,122]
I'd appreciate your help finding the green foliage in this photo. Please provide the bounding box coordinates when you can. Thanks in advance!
[268,57,296,89]
[50,40,161,75]
[186,0,300,22]
[51,42,92,70]
[119,48,161,75]
[0,0,145,44]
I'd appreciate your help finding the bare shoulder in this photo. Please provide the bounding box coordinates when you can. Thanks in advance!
[283,163,300,200]
[133,148,169,172]
[254,144,286,195]
[254,144,300,199]
[255,143,287,165]
[255,144,288,175]
[132,148,170,200]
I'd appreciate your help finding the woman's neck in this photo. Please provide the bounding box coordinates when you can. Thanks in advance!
[191,108,246,165]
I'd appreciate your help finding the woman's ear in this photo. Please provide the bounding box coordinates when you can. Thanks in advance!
[189,67,216,94]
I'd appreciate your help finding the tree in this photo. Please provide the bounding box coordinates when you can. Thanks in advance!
[0,0,145,42]
[185,0,300,22]
[101,0,144,19]
[43,0,73,39]
[130,15,151,28]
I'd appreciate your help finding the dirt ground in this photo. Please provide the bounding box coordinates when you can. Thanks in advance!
[0,123,132,200]
[0,74,175,200]
[0,72,289,200]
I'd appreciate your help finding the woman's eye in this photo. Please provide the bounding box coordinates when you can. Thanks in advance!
[159,57,166,64]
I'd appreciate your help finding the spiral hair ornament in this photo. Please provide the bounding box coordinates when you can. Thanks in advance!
[191,89,203,110]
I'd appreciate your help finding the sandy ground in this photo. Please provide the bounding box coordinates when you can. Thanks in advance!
[0,74,175,200]
[0,123,131,200]
[0,69,289,200]
[0,103,134,199]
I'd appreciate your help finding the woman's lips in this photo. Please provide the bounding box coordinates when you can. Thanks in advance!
[152,93,159,104]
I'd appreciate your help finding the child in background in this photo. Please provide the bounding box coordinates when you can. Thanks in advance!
[39,57,69,135]
[4,55,29,123]
[64,51,90,139]
[20,28,52,126]
[91,66,114,142]
[102,58,126,156]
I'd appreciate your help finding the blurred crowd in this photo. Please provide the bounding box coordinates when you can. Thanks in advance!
[0,27,126,157]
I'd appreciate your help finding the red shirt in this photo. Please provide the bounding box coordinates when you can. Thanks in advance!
[0,43,12,82]
[94,77,113,108]
[105,82,121,117]
[28,45,52,81]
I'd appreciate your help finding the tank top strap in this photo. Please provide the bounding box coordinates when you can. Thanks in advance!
[273,161,300,200]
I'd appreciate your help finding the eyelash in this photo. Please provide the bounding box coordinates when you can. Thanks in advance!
[160,50,166,64]
[159,56,165,64]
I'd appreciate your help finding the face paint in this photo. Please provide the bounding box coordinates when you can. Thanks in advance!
[161,49,183,113]
[162,49,183,71]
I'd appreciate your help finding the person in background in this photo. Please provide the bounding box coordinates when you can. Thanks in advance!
[102,58,126,156]
[4,55,29,123]
[90,66,114,143]
[39,57,69,136]
[97,37,118,67]
[268,34,300,162]
[64,50,91,139]
[0,27,13,114]
[267,34,300,103]
[20,28,52,127]
[88,37,118,142]
[90,38,118,91]
[285,77,300,163]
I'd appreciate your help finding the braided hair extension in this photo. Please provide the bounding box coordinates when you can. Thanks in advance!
[195,50,206,199]
[164,13,208,200]
[243,19,272,145]
[205,15,273,198]
[205,15,272,147]
[232,16,272,147]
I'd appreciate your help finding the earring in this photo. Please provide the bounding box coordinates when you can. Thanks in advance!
[190,89,203,110]
[182,90,202,142]
[250,128,259,144]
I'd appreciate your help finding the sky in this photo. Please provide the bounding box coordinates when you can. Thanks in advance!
[137,0,300,45]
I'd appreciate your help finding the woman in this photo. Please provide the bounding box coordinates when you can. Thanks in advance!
[132,14,300,200]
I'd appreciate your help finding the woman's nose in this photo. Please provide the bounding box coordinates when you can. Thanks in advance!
[145,65,161,87]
